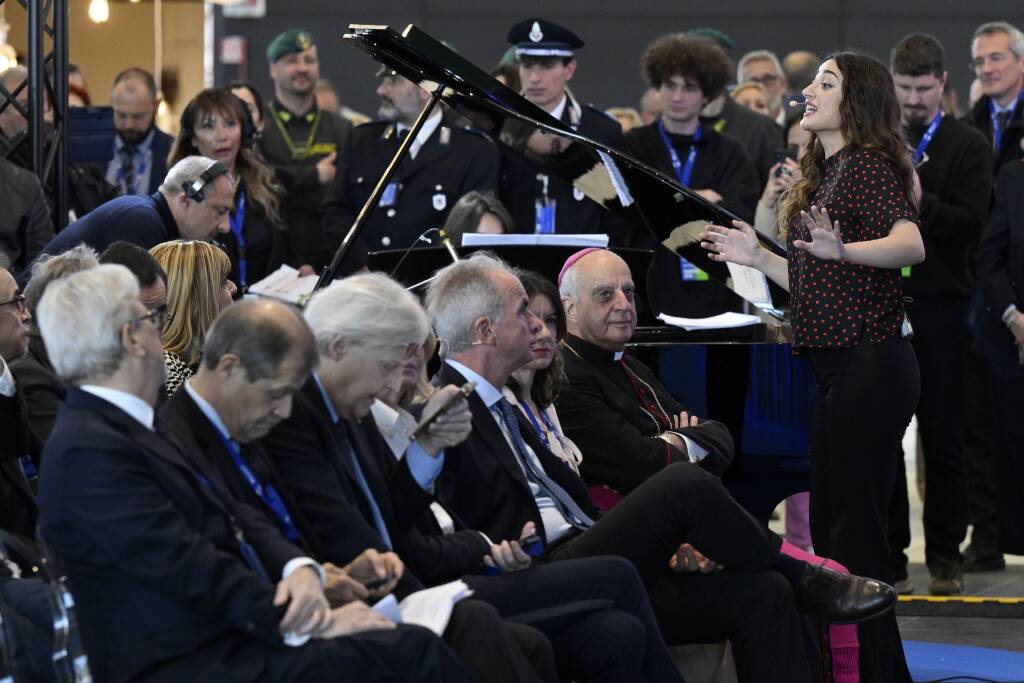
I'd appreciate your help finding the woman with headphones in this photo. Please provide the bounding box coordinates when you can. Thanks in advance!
[169,88,285,291]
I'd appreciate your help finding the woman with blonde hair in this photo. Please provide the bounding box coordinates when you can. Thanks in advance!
[150,240,236,395]
[169,88,285,291]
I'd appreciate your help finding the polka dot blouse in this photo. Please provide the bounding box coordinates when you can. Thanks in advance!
[787,149,918,349]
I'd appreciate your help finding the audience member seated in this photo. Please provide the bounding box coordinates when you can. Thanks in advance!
[158,296,562,683]
[504,270,583,475]
[0,156,53,276]
[169,88,286,290]
[261,273,683,682]
[106,68,174,197]
[0,266,39,538]
[754,114,810,238]
[10,246,99,442]
[35,264,470,682]
[732,81,771,116]
[150,240,236,396]
[426,253,898,682]
[441,191,514,245]
[555,248,732,492]
[99,240,169,310]
[26,156,235,284]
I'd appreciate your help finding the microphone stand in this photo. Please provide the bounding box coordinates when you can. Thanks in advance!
[314,82,446,292]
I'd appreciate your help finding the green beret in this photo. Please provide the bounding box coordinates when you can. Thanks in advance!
[266,29,315,63]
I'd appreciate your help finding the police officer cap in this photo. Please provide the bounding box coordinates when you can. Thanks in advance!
[267,28,316,63]
[507,18,584,60]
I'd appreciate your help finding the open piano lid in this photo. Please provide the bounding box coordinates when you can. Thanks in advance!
[344,23,788,319]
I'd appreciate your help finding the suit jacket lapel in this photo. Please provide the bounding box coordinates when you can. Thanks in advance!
[346,417,401,534]
[440,364,530,490]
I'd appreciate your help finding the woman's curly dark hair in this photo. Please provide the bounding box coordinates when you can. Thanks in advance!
[641,34,733,100]
[777,51,918,236]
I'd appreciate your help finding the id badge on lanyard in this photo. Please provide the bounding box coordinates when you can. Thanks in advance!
[535,173,555,234]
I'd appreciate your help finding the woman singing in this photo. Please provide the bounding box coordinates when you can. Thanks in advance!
[701,52,924,682]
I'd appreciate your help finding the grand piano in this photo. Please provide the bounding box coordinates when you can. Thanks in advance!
[325,23,813,522]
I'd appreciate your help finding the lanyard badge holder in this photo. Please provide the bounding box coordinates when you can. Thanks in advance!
[535,174,556,234]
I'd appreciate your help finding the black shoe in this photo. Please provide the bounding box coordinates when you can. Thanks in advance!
[793,564,896,625]
[963,550,1005,572]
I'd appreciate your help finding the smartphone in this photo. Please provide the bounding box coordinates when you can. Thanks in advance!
[409,381,476,440]
[772,145,799,175]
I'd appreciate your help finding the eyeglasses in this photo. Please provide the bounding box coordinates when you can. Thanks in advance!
[747,74,781,86]
[969,53,1009,71]
[0,293,27,314]
[139,306,169,331]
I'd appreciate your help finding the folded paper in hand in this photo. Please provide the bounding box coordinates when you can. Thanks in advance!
[657,311,762,332]
[246,265,318,306]
[372,579,473,635]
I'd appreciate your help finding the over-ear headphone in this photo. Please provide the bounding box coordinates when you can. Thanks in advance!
[182,160,229,202]
[229,92,258,149]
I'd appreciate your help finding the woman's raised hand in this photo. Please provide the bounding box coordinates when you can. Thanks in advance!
[793,206,845,261]
[700,219,761,267]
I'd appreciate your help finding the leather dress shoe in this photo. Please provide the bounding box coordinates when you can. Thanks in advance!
[794,564,896,624]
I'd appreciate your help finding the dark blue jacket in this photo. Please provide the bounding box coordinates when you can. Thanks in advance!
[23,192,178,285]
[39,388,301,682]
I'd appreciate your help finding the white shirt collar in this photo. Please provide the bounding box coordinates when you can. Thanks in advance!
[444,359,503,409]
[548,94,569,120]
[0,357,15,398]
[115,128,156,153]
[79,385,155,430]
[183,380,233,443]
[397,110,444,159]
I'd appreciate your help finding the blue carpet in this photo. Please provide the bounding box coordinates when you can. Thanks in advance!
[906,640,1024,682]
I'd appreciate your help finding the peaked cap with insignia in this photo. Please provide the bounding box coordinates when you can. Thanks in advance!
[507,18,584,59]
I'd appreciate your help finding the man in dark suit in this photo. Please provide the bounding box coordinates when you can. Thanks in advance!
[0,266,39,538]
[498,18,635,245]
[264,273,685,682]
[160,297,558,683]
[35,264,469,683]
[425,253,899,682]
[975,159,1024,557]
[322,70,500,271]
[105,68,174,196]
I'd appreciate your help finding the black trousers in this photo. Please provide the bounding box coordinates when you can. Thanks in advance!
[807,338,918,683]
[988,364,1024,554]
[260,622,471,683]
[889,303,970,572]
[544,463,814,683]
[964,348,1000,553]
[442,600,556,683]
[467,556,676,683]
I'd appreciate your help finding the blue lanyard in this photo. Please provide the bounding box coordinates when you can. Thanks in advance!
[913,111,943,165]
[187,466,269,579]
[213,428,301,543]
[228,192,248,288]
[658,120,702,187]
[990,92,1024,152]
[518,400,557,451]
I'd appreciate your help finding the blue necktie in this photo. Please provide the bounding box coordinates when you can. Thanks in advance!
[495,398,594,530]
[334,421,394,549]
